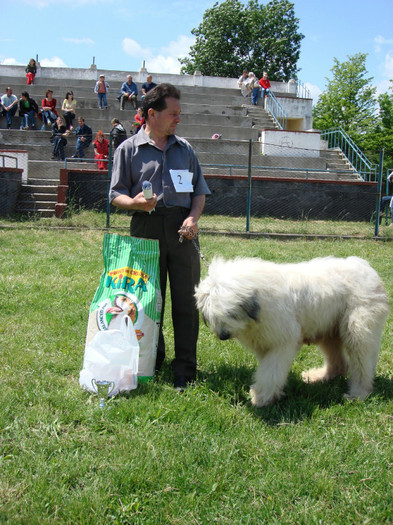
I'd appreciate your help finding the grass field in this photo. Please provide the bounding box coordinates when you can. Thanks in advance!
[1,226,392,524]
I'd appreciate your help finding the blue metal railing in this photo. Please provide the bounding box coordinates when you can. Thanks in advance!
[265,91,287,130]
[296,80,312,100]
[320,127,378,181]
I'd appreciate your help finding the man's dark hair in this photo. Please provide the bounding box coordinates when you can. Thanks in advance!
[142,83,180,120]
[21,91,29,98]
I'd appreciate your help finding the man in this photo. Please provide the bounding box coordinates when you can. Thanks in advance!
[19,91,39,130]
[141,74,157,100]
[110,83,211,392]
[237,70,250,98]
[111,118,127,150]
[1,87,18,129]
[119,75,138,110]
[72,117,92,158]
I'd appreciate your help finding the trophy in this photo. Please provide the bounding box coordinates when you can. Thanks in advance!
[91,379,115,409]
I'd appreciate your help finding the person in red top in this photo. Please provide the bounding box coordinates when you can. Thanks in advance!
[41,89,58,129]
[93,130,109,170]
[259,72,271,99]
[131,107,145,134]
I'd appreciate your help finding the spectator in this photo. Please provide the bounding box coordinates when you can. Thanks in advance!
[131,107,145,134]
[25,58,37,85]
[119,75,138,110]
[19,91,39,130]
[380,173,393,226]
[93,130,109,170]
[61,91,77,130]
[247,72,260,106]
[237,70,250,98]
[40,89,58,130]
[109,83,211,392]
[141,75,157,100]
[50,116,69,161]
[1,87,19,129]
[94,74,110,110]
[72,117,92,159]
[111,118,127,150]
[259,71,271,100]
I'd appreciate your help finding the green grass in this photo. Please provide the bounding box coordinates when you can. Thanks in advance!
[1,228,393,524]
[2,209,393,239]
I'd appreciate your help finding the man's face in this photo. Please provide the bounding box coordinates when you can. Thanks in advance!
[78,118,84,127]
[127,76,132,84]
[6,88,12,96]
[147,75,152,83]
[150,97,181,137]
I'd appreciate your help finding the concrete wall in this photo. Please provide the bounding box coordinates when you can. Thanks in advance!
[55,169,377,223]
[260,130,321,158]
[0,168,23,216]
[204,175,377,222]
[0,64,308,96]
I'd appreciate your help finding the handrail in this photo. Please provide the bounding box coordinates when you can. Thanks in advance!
[201,162,360,180]
[0,154,18,169]
[320,127,378,182]
[265,91,287,130]
[296,80,312,100]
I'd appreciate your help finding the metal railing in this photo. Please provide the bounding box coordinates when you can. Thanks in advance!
[265,91,287,130]
[320,127,378,182]
[0,154,18,169]
[296,80,312,100]
[201,163,359,180]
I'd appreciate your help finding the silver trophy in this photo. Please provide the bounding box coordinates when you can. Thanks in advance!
[91,379,115,409]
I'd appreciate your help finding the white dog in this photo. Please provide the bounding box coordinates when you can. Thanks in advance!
[195,256,389,407]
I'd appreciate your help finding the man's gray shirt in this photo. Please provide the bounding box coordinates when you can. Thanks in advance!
[109,127,211,210]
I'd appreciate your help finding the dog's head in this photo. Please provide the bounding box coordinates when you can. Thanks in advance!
[195,257,260,340]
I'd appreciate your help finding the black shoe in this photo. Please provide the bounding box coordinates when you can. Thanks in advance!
[174,375,195,393]
[71,154,79,158]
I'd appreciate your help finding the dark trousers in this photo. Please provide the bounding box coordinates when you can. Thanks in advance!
[131,207,200,379]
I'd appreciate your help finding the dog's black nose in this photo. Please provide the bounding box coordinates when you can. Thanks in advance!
[219,330,231,340]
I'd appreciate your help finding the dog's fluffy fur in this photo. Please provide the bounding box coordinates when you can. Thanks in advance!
[195,256,389,407]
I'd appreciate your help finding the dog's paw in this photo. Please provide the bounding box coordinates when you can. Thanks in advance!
[302,366,329,383]
[250,386,281,407]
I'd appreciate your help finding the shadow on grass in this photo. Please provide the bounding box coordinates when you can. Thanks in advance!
[197,363,393,425]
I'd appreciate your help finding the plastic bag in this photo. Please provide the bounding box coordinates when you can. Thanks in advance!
[82,233,162,384]
[79,316,139,395]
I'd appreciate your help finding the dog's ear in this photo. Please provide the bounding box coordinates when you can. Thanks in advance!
[240,294,260,321]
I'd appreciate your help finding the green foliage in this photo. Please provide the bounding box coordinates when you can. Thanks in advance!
[180,0,304,80]
[363,83,393,169]
[313,53,377,142]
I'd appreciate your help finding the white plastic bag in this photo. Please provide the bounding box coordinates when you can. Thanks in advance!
[79,316,139,396]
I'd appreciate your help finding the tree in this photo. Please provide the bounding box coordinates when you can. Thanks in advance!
[179,0,304,81]
[312,53,377,142]
[363,84,393,169]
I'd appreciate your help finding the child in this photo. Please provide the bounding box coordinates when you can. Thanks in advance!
[25,58,37,85]
[93,130,109,170]
[94,75,110,109]
[131,107,145,134]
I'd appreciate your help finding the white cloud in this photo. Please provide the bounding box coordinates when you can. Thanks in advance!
[40,56,68,68]
[1,57,23,65]
[161,35,195,58]
[63,37,95,45]
[122,34,195,74]
[374,35,393,53]
[305,82,322,105]
[122,38,149,58]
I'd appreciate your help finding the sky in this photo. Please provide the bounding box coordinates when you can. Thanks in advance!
[1,0,393,104]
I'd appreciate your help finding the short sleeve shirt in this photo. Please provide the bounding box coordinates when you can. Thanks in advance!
[109,128,211,210]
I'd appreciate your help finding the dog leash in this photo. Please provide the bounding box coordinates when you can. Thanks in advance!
[179,226,209,269]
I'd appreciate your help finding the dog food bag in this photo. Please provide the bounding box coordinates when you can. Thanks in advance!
[83,233,162,382]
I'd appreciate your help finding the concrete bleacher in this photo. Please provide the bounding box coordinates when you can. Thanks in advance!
[0,66,357,216]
